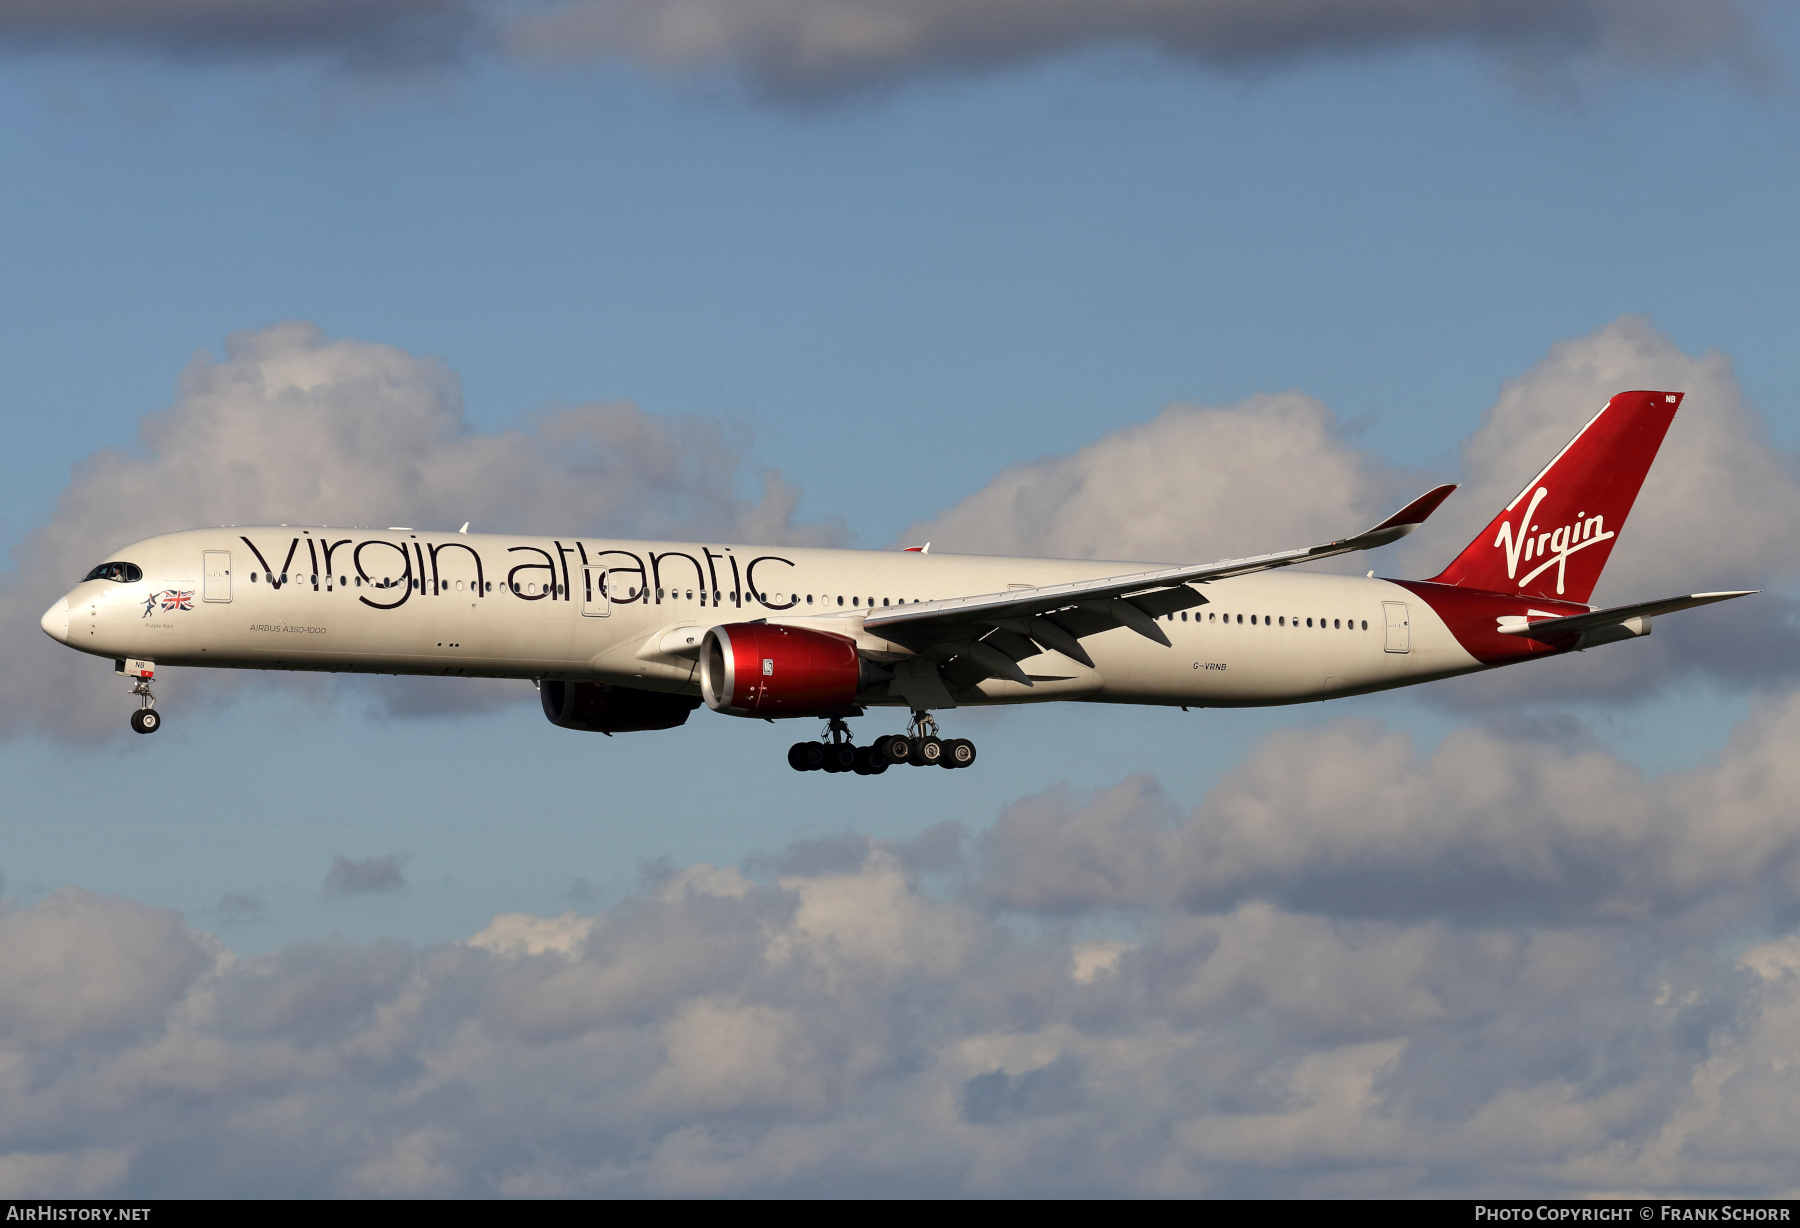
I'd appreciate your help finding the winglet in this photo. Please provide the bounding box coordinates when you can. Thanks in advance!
[1340,484,1457,551]
[1372,483,1458,534]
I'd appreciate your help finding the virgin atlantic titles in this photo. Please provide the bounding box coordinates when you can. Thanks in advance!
[42,391,1750,774]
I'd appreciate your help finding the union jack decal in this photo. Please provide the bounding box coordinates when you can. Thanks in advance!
[158,589,194,612]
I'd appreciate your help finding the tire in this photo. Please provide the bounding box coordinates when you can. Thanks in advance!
[853,746,888,775]
[824,743,857,773]
[131,709,161,735]
[879,735,912,765]
[800,742,827,771]
[944,738,976,768]
[916,736,943,767]
[788,742,815,771]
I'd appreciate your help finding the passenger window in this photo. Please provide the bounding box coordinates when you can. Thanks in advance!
[807,595,814,605]
[1278,617,1285,626]
[837,596,844,606]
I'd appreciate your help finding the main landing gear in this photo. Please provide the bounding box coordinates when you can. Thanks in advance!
[786,711,977,775]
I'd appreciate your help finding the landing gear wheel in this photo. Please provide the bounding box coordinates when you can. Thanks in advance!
[852,746,887,776]
[875,735,913,766]
[823,743,857,774]
[942,738,975,768]
[130,708,161,735]
[912,736,944,767]
[788,742,822,772]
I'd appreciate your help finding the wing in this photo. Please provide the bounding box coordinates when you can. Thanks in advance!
[860,483,1457,703]
[1496,590,1755,644]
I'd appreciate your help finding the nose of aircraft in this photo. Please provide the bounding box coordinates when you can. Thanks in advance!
[40,596,69,644]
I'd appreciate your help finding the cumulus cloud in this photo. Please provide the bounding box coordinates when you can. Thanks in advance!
[320,854,408,898]
[982,684,1800,926]
[1,320,842,742]
[901,389,1414,566]
[909,315,1800,702]
[6,697,1800,1198]
[1407,316,1800,703]
[506,0,1773,98]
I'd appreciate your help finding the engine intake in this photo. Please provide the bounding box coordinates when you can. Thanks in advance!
[540,680,700,733]
[700,623,876,717]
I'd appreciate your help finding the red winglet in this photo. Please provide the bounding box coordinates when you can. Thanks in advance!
[1373,483,1458,532]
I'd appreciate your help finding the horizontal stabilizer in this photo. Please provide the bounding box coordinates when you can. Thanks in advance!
[1496,590,1756,641]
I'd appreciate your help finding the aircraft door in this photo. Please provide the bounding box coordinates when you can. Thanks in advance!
[581,567,611,617]
[1383,601,1410,653]
[203,551,232,602]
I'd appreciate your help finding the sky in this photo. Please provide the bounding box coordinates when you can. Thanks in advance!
[2,0,1800,1198]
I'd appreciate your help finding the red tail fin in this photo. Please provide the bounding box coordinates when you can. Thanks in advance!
[1430,390,1681,603]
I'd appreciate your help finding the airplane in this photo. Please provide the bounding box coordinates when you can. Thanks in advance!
[39,390,1751,774]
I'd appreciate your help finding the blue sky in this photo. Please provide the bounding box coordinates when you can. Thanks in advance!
[3,2,1800,1197]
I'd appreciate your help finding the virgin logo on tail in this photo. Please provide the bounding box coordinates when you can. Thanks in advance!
[1493,486,1616,596]
[1428,390,1680,606]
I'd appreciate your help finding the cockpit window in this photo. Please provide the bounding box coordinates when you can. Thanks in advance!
[84,562,143,584]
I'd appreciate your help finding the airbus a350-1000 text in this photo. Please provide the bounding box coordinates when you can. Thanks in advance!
[40,390,1751,774]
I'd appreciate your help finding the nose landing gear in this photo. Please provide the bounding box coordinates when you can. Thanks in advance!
[786,710,975,774]
[120,660,161,734]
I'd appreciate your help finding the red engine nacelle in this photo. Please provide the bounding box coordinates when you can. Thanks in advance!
[700,623,870,718]
[540,680,701,733]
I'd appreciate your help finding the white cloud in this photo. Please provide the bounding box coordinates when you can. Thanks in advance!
[901,390,1412,565]
[1397,316,1800,597]
[1403,316,1800,703]
[979,684,1800,924]
[7,679,1800,1195]
[1,321,841,743]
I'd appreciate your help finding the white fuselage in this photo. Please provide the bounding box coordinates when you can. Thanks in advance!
[44,527,1491,710]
